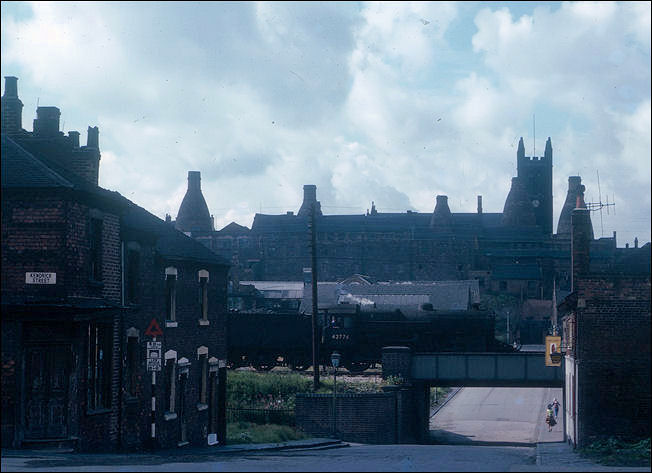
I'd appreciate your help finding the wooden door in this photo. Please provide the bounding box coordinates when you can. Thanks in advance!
[24,345,71,439]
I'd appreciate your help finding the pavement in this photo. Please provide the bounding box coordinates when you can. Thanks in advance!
[2,436,650,471]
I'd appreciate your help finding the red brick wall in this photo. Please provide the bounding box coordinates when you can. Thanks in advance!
[2,191,68,302]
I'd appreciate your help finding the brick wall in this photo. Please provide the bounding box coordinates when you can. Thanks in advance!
[1,191,68,302]
[576,274,651,445]
[120,251,228,450]
[296,392,397,444]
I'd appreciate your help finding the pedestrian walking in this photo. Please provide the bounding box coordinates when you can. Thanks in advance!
[545,404,556,432]
[552,398,560,418]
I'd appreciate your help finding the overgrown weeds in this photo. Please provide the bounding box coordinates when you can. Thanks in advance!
[579,437,650,466]
[226,421,309,445]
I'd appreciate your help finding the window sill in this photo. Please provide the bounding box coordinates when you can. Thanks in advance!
[198,319,210,326]
[197,403,208,411]
[86,407,112,416]
[164,412,177,421]
[165,321,178,328]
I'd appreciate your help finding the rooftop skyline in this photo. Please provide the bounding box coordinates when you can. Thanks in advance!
[1,1,650,244]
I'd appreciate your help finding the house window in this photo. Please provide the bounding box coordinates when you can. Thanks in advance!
[165,267,177,323]
[89,218,103,281]
[126,243,141,304]
[164,350,177,416]
[198,270,209,323]
[125,329,139,397]
[87,322,112,411]
[197,347,208,406]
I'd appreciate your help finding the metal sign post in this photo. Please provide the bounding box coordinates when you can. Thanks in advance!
[145,318,163,443]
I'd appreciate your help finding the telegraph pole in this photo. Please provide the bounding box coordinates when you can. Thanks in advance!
[310,201,320,390]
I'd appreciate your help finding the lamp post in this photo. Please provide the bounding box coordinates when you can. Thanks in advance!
[331,351,341,438]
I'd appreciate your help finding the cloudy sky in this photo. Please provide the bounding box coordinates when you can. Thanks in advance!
[2,1,650,244]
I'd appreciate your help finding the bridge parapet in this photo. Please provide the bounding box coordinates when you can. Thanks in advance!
[411,352,563,387]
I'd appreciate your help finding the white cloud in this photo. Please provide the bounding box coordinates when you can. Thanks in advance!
[1,1,649,244]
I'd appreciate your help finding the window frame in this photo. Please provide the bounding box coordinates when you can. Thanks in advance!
[87,321,112,413]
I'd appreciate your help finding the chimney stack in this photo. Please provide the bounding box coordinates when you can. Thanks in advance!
[477,195,483,214]
[1,76,24,134]
[188,171,202,191]
[297,184,322,217]
[3,76,18,97]
[430,195,453,228]
[571,208,592,292]
[68,131,80,148]
[33,106,61,136]
[87,126,99,149]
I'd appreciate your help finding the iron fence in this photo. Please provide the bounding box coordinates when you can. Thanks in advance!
[226,407,295,426]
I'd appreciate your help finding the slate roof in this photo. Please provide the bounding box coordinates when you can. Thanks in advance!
[301,279,480,314]
[217,222,251,236]
[238,281,303,299]
[589,242,651,275]
[2,133,229,268]
[1,135,73,188]
[251,211,506,238]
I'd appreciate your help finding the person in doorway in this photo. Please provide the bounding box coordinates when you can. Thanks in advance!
[552,398,560,418]
[545,404,556,432]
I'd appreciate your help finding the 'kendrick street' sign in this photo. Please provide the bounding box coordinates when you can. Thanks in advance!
[25,272,56,284]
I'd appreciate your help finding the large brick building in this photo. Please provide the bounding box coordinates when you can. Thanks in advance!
[173,136,630,342]
[1,77,230,451]
[559,196,650,447]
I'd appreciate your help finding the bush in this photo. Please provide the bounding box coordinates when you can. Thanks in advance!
[228,370,312,410]
[580,437,650,466]
[226,422,309,445]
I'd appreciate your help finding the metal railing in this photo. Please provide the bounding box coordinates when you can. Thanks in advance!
[226,407,295,426]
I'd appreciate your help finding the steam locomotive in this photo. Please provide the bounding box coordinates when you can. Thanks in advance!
[227,303,514,372]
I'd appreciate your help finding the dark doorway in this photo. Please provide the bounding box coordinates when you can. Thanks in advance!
[24,345,72,439]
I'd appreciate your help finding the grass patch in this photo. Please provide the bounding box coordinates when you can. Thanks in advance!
[579,437,650,467]
[226,421,309,445]
[315,377,384,394]
[228,370,312,409]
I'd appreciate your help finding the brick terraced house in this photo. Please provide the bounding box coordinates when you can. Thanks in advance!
[559,194,650,447]
[1,77,230,451]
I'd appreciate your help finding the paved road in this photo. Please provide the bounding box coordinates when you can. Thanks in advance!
[4,385,648,471]
[1,444,538,472]
[431,386,563,445]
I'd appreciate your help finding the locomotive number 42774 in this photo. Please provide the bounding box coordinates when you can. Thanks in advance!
[331,333,350,340]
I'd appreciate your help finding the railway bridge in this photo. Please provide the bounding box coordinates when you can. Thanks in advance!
[380,346,564,443]
[296,346,565,444]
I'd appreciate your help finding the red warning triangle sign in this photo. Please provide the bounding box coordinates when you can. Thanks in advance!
[145,318,163,337]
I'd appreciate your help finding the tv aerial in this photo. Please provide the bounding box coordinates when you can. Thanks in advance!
[584,170,616,237]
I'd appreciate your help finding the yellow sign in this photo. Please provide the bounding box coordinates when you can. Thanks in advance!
[545,335,562,366]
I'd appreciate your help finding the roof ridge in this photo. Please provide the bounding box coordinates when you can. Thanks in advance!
[2,134,74,188]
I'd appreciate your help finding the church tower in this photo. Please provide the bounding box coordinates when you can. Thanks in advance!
[514,137,553,235]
